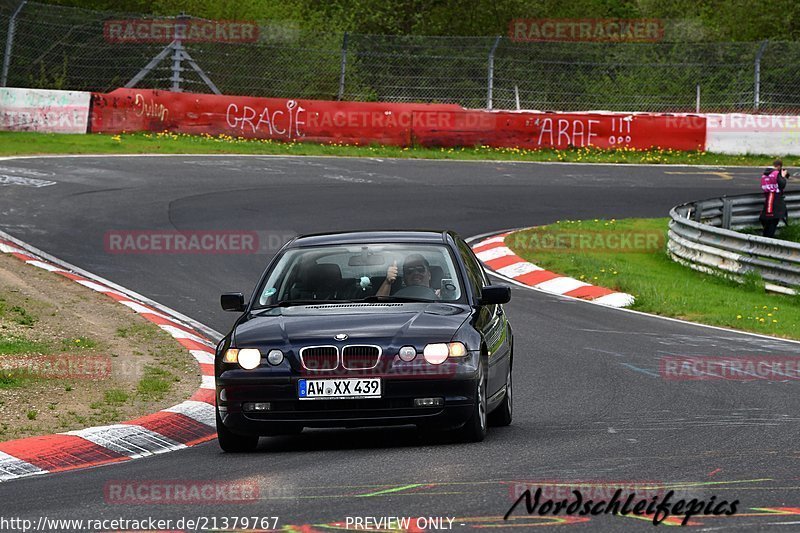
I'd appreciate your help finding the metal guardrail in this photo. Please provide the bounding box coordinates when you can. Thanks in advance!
[668,192,800,294]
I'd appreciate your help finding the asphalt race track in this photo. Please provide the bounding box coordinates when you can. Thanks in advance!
[1,155,799,531]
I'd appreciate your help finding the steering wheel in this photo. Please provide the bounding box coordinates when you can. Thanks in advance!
[393,284,438,300]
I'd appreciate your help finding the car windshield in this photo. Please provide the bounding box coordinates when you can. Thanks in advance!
[253,243,465,308]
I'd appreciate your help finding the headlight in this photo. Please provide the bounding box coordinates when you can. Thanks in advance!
[423,342,468,365]
[267,349,284,365]
[237,348,262,370]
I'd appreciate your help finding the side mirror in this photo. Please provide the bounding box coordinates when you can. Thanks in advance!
[479,285,511,305]
[221,293,246,312]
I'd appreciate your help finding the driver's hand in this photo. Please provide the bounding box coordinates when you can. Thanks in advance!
[386,260,398,284]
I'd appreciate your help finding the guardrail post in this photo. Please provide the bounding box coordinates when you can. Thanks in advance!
[486,36,501,110]
[722,196,732,229]
[337,32,348,101]
[693,201,704,222]
[1,0,27,87]
[754,40,768,112]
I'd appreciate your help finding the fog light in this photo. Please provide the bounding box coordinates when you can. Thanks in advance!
[243,402,271,412]
[267,349,284,365]
[219,388,227,402]
[414,397,444,407]
[398,346,416,362]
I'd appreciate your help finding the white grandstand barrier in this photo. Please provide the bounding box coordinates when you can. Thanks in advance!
[0,87,90,133]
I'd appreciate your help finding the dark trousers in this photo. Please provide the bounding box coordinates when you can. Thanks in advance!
[762,218,779,238]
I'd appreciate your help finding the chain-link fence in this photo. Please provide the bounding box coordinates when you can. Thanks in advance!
[2,0,800,113]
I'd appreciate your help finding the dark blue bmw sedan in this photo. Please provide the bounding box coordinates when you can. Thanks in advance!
[215,230,513,451]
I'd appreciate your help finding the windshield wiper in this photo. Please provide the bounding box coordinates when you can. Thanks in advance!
[254,299,353,311]
[356,295,431,303]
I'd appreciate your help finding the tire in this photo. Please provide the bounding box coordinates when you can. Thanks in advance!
[488,363,512,427]
[458,362,487,442]
[216,408,259,452]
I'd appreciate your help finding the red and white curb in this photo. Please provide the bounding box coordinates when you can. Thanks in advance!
[0,236,218,482]
[470,231,635,308]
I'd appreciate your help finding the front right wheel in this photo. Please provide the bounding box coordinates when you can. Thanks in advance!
[458,363,487,442]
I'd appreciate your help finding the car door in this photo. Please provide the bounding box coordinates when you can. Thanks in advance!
[456,239,511,398]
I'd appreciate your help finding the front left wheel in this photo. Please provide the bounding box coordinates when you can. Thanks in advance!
[216,409,259,452]
[488,363,512,426]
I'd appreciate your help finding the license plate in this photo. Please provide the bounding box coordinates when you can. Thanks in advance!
[298,378,381,400]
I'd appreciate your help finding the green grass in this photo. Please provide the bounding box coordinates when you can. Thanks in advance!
[116,323,157,340]
[60,336,98,351]
[137,365,173,399]
[9,306,37,327]
[0,336,50,355]
[739,221,800,244]
[104,388,129,405]
[0,131,797,167]
[507,218,800,340]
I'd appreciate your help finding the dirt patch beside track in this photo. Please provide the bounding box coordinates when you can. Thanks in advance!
[0,253,200,441]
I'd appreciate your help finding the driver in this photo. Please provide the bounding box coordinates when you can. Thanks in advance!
[376,253,438,297]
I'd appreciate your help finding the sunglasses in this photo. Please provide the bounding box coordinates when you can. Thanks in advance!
[403,265,428,275]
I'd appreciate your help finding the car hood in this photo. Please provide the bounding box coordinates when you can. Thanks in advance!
[233,302,471,347]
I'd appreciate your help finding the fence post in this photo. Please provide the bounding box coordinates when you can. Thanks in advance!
[1,0,27,87]
[486,36,501,110]
[338,32,348,101]
[754,40,768,112]
[695,84,700,113]
[170,13,189,92]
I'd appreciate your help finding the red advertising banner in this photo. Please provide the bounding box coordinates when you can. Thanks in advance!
[90,89,706,151]
[413,111,706,151]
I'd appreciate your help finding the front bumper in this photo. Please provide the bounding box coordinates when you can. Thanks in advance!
[216,370,477,435]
